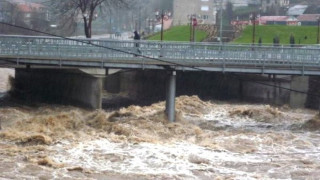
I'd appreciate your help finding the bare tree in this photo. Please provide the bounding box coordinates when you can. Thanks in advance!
[50,0,128,38]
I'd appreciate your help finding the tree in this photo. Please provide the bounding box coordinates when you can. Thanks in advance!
[50,0,128,38]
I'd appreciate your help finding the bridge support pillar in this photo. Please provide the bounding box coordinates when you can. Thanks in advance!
[290,76,309,108]
[165,71,176,122]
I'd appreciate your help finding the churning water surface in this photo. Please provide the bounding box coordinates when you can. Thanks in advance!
[0,95,320,179]
[0,68,320,179]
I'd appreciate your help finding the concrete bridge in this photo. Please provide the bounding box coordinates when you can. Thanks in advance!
[1,35,320,122]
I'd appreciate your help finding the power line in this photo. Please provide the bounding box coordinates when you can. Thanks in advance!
[0,21,320,98]
[0,21,205,72]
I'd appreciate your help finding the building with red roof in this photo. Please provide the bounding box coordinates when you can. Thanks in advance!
[297,14,320,22]
[259,16,290,25]
[0,0,49,31]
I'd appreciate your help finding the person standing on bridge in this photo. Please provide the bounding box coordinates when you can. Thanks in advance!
[134,31,141,56]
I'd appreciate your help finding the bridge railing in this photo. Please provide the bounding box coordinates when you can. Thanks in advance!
[1,34,319,53]
[0,35,320,69]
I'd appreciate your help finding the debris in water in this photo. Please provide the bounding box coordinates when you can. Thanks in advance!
[302,114,320,131]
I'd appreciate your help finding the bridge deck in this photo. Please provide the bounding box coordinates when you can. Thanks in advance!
[1,35,320,75]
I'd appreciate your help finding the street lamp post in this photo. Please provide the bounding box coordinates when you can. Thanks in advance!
[317,16,320,44]
[192,17,198,42]
[161,10,164,41]
[152,19,155,32]
[188,15,192,42]
[155,10,165,41]
[187,14,198,42]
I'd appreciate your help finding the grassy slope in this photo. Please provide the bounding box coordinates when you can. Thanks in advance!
[148,25,208,42]
[233,25,319,45]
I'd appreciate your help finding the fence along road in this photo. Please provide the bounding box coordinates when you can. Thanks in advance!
[0,35,320,75]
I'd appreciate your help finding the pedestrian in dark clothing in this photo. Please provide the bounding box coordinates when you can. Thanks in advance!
[134,31,141,56]
[134,31,140,43]
[290,34,295,47]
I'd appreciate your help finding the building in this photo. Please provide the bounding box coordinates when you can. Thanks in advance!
[234,14,320,26]
[15,2,47,26]
[173,0,217,25]
[287,5,308,16]
[228,0,260,8]
[0,1,15,22]
[297,14,320,26]
[258,16,289,25]
[0,0,48,25]
[261,0,290,13]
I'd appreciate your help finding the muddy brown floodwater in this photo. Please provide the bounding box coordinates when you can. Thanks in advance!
[1,68,320,179]
[0,95,320,180]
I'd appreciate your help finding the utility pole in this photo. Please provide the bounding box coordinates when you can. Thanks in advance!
[190,15,193,42]
[251,12,256,45]
[317,16,320,44]
[219,0,223,44]
[139,8,141,33]
[161,10,164,41]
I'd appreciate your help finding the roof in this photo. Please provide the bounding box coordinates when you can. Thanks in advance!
[287,5,308,16]
[17,2,44,13]
[17,4,32,13]
[259,16,289,24]
[297,14,320,21]
[10,0,26,3]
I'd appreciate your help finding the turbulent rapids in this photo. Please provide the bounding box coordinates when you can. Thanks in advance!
[1,68,320,179]
[1,95,320,179]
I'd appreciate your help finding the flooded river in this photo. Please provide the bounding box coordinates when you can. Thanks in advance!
[1,68,320,179]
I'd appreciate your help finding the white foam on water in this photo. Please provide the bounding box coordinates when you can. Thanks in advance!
[50,138,280,179]
[1,97,320,179]
[0,68,14,92]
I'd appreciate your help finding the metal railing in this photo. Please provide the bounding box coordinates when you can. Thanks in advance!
[0,35,320,74]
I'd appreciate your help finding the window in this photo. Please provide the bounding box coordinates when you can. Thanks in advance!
[201,6,209,11]
[203,15,209,19]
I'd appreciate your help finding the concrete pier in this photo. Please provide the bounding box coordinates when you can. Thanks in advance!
[166,71,176,122]
[13,68,104,109]
[290,76,309,108]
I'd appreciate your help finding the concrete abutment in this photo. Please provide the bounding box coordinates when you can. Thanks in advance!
[12,68,104,109]
[105,71,314,110]
[10,67,317,116]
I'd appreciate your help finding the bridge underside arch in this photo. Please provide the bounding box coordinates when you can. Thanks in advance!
[12,68,103,109]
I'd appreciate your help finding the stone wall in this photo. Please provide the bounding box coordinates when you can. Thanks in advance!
[196,24,218,42]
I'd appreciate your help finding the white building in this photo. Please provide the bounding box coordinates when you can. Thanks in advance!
[173,0,217,25]
[287,5,308,16]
